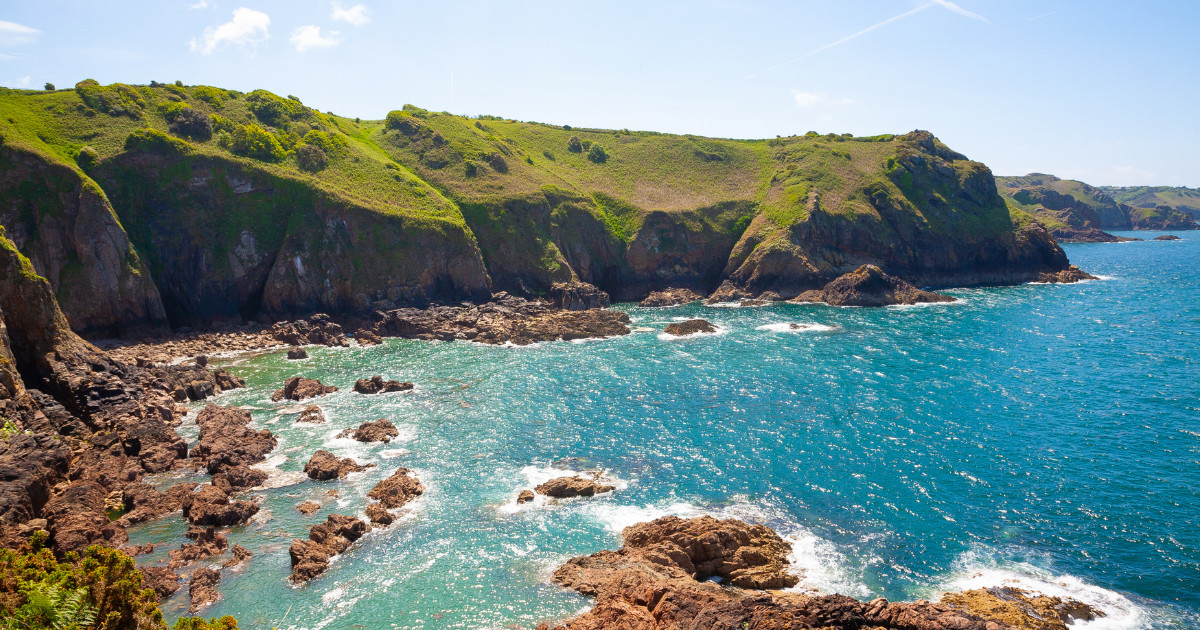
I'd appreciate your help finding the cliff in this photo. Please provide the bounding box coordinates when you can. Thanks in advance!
[997,174,1198,239]
[0,81,1077,333]
[1099,185,1200,221]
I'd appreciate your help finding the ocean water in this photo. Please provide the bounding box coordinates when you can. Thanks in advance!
[129,232,1200,629]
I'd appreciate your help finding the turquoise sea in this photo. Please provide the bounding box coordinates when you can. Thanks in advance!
[130,232,1199,629]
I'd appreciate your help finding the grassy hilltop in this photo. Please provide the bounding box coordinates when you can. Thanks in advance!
[0,81,1067,333]
[1098,185,1200,221]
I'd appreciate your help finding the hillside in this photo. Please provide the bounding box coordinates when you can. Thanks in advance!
[0,80,1071,335]
[1099,185,1200,220]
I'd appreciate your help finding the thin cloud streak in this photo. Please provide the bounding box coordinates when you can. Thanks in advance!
[931,0,990,24]
[1028,7,1069,21]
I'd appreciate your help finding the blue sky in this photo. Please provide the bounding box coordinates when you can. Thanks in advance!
[2,1,1197,186]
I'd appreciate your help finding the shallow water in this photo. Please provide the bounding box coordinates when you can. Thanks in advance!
[131,231,1200,629]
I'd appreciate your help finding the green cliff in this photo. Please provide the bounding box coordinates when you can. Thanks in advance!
[0,81,1072,333]
[997,174,1198,239]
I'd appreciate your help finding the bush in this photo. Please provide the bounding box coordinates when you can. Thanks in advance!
[296,144,327,172]
[75,79,145,118]
[587,143,608,164]
[43,83,54,91]
[464,160,479,177]
[75,146,99,171]
[157,101,190,122]
[124,128,188,154]
[542,149,555,161]
[432,131,445,146]
[566,135,582,153]
[486,153,508,174]
[192,86,226,109]
[175,80,183,87]
[210,114,236,134]
[169,108,213,141]
[229,124,286,161]
[301,129,347,156]
[246,89,305,126]
[174,616,239,630]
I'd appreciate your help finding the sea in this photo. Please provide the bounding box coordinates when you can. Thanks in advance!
[128,231,1199,629]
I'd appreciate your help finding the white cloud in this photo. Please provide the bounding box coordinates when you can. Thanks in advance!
[331,1,369,26]
[793,91,823,107]
[0,20,40,47]
[4,75,31,88]
[189,7,270,55]
[290,25,340,52]
[189,1,210,9]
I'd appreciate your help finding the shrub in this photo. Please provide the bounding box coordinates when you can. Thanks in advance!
[75,79,145,118]
[124,128,187,154]
[542,149,555,161]
[43,83,54,91]
[300,130,347,156]
[192,86,227,109]
[175,80,183,87]
[210,114,236,134]
[246,89,305,126]
[432,132,445,146]
[169,108,213,141]
[525,155,533,165]
[562,124,572,130]
[296,144,327,172]
[587,143,608,164]
[229,124,286,161]
[486,152,509,174]
[174,616,239,630]
[75,146,99,171]
[385,110,416,132]
[566,135,582,153]
[464,160,479,177]
[157,101,191,122]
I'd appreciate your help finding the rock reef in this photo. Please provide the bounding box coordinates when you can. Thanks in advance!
[791,265,955,307]
[271,376,338,401]
[663,319,718,336]
[353,375,413,395]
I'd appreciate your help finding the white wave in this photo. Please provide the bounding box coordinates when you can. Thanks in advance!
[631,326,657,333]
[251,454,306,489]
[783,531,872,598]
[933,548,1149,629]
[704,301,770,308]
[886,298,966,309]
[755,322,837,333]
[1094,275,1116,281]
[496,465,627,515]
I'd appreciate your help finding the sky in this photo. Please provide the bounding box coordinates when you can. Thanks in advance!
[1,0,1197,187]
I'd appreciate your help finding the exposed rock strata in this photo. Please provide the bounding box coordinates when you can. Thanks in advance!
[271,376,338,401]
[550,282,611,311]
[353,375,412,395]
[663,319,718,336]
[789,265,955,307]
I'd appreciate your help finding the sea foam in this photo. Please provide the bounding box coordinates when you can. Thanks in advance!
[755,322,837,333]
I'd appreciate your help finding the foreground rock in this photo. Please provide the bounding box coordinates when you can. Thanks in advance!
[189,403,277,474]
[181,484,259,527]
[1154,234,1182,241]
[189,567,221,613]
[289,513,369,583]
[272,376,338,401]
[296,405,326,424]
[539,515,1006,630]
[535,475,615,498]
[303,450,374,480]
[338,418,401,443]
[168,526,228,569]
[516,490,535,504]
[1034,265,1098,283]
[550,282,611,311]
[639,287,704,308]
[791,264,955,307]
[140,566,181,601]
[663,319,717,336]
[270,314,348,347]
[942,587,1103,630]
[367,467,425,509]
[353,375,413,395]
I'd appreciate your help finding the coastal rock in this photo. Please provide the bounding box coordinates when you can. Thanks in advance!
[355,329,383,345]
[353,375,413,395]
[189,403,276,474]
[365,502,394,527]
[223,544,252,569]
[296,405,326,424]
[791,265,955,307]
[338,418,401,443]
[181,484,259,527]
[550,282,611,311]
[941,587,1103,630]
[516,489,535,504]
[638,287,703,308]
[289,513,369,583]
[140,566,181,601]
[270,314,348,347]
[1049,227,1139,243]
[1154,234,1182,241]
[297,501,321,515]
[42,480,127,554]
[0,433,70,530]
[1034,265,1098,284]
[535,476,615,498]
[372,295,631,346]
[619,515,797,589]
[366,468,424,509]
[286,347,308,360]
[117,482,198,527]
[663,319,717,336]
[188,567,221,614]
[212,464,268,491]
[271,376,338,402]
[303,450,374,480]
[168,526,228,569]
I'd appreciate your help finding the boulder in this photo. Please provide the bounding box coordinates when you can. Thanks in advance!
[355,329,383,345]
[270,314,348,347]
[181,484,259,527]
[188,567,221,614]
[140,567,181,601]
[535,475,615,498]
[286,347,308,360]
[289,514,369,583]
[303,450,373,480]
[365,503,393,527]
[296,405,326,424]
[297,501,321,515]
[516,489,535,504]
[663,319,717,336]
[338,418,401,443]
[189,403,276,474]
[366,468,424,509]
[791,265,955,307]
[638,288,703,308]
[353,376,413,395]
[550,282,611,311]
[1034,265,1098,284]
[271,376,338,402]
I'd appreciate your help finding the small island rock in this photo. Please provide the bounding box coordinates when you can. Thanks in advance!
[663,319,718,336]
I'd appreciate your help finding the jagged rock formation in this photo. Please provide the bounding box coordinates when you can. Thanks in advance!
[639,288,703,307]
[790,264,955,306]
[663,319,718,336]
[338,418,401,443]
[271,376,338,401]
[303,450,373,480]
[535,476,616,498]
[549,282,611,310]
[353,375,412,395]
[289,514,370,583]
[189,403,276,474]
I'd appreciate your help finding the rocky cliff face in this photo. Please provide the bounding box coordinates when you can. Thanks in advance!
[996,174,1199,235]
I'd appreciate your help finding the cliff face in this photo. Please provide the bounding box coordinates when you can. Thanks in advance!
[0,146,167,334]
[997,174,1199,235]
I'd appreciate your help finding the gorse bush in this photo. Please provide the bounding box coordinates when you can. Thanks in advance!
[43,83,54,91]
[229,123,286,161]
[169,108,213,141]
[296,144,327,172]
[210,114,236,134]
[300,130,347,156]
[587,144,608,164]
[75,79,145,118]
[486,152,509,174]
[173,616,239,630]
[191,86,227,109]
[124,128,188,154]
[246,89,306,127]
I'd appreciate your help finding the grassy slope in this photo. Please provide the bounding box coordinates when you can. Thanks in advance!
[1100,185,1200,215]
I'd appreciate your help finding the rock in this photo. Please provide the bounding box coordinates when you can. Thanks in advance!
[1034,265,1098,283]
[188,567,221,613]
[124,543,155,556]
[189,403,276,474]
[337,418,401,443]
[117,482,198,527]
[535,475,615,498]
[516,489,535,504]
[212,464,267,490]
[286,347,308,360]
[791,265,956,307]
[365,503,393,527]
[941,587,1104,630]
[222,544,252,569]
[270,314,348,348]
[271,376,338,402]
[195,355,208,367]
[140,566,181,601]
[289,514,369,583]
[0,433,70,529]
[303,450,374,480]
[1154,234,1182,241]
[352,375,413,395]
[355,329,383,345]
[42,480,127,554]
[181,484,259,527]
[372,296,631,346]
[366,468,424,509]
[297,501,321,515]
[1050,227,1140,243]
[550,282,611,311]
[296,405,326,424]
[638,288,703,308]
[168,526,228,569]
[663,319,717,336]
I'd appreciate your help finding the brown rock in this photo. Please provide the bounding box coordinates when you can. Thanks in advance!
[366,467,424,509]
[942,587,1104,630]
[117,482,198,527]
[1154,234,1182,241]
[189,403,276,474]
[303,450,374,480]
[188,567,221,613]
[296,405,326,424]
[535,475,615,498]
[271,376,338,402]
[222,544,252,569]
[289,513,369,583]
[352,375,413,395]
[550,282,611,311]
[355,329,383,345]
[286,347,308,360]
[181,484,259,527]
[662,319,717,336]
[638,287,703,308]
[140,566,180,601]
[297,501,321,515]
[270,314,348,348]
[516,489,535,504]
[1035,265,1099,284]
[365,502,393,527]
[791,264,956,307]
[337,418,401,443]
[168,526,228,569]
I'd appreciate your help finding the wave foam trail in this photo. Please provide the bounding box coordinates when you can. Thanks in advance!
[756,322,837,333]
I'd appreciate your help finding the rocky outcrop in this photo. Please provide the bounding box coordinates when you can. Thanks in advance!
[516,489,535,504]
[789,265,956,307]
[271,376,338,402]
[287,347,308,360]
[663,319,718,336]
[188,567,221,613]
[303,450,373,480]
[296,405,325,424]
[1047,227,1138,243]
[535,476,616,498]
[270,315,348,347]
[297,501,320,515]
[550,282,611,310]
[140,566,181,601]
[223,544,252,569]
[181,484,259,527]
[338,418,400,443]
[941,587,1103,630]
[1035,265,1098,284]
[288,514,369,583]
[639,288,703,308]
[353,376,413,395]
[189,403,276,474]
[366,468,424,509]
[539,515,1007,630]
[1154,234,1182,241]
[168,526,228,569]
[116,482,198,527]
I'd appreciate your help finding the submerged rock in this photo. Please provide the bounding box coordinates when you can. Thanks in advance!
[941,587,1103,630]
[338,418,400,443]
[663,319,717,336]
[1034,265,1098,283]
[271,376,338,402]
[353,375,413,395]
[791,264,955,307]
[535,476,615,498]
[303,450,374,480]
[638,287,704,308]
[296,405,326,424]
